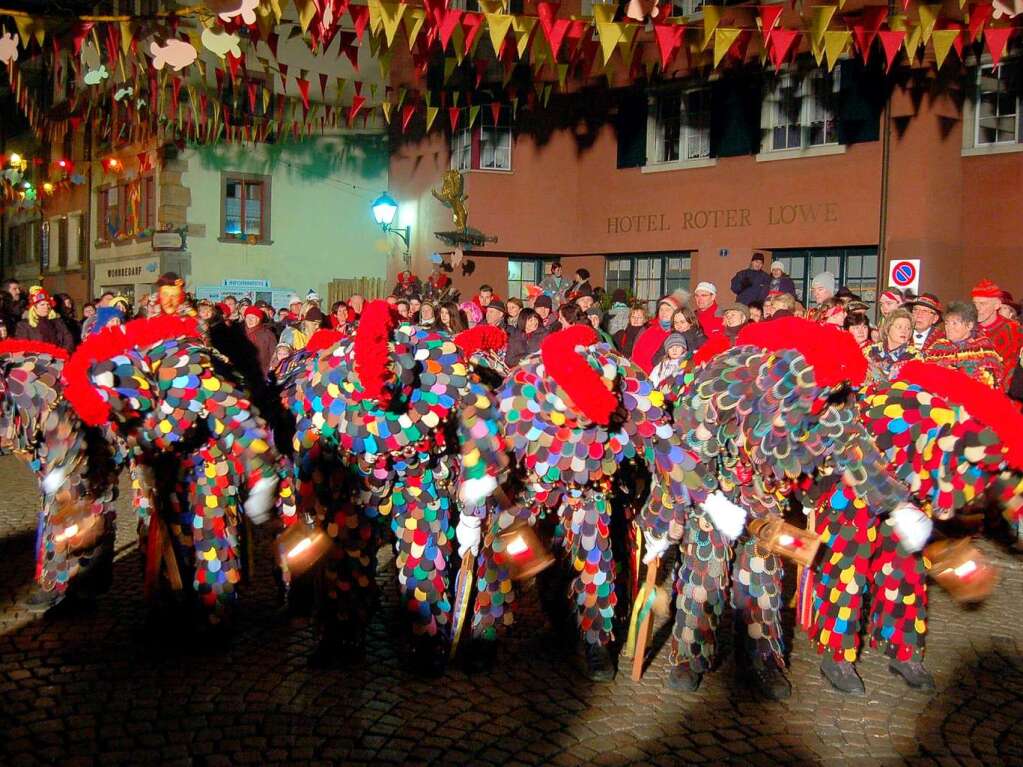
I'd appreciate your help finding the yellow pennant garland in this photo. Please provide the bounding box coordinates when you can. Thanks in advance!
[824,30,851,71]
[931,28,960,68]
[713,28,741,68]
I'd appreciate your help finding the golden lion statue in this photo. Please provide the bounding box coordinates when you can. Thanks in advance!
[432,169,468,232]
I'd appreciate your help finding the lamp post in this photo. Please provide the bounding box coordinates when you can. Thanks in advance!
[371,192,411,266]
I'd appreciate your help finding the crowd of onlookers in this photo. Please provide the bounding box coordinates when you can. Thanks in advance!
[4,254,1021,402]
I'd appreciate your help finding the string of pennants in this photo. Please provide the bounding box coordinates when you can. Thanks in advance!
[1,0,1021,143]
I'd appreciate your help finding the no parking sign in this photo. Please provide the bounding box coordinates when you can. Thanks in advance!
[888,259,920,295]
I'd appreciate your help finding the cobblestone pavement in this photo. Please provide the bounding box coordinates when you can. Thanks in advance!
[1,455,1022,766]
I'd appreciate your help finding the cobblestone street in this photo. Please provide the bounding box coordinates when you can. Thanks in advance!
[1,455,1022,767]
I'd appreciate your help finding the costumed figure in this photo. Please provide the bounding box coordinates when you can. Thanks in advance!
[802,360,1023,694]
[668,318,905,698]
[393,270,422,301]
[424,263,456,304]
[0,341,122,612]
[473,324,710,681]
[61,314,293,626]
[286,301,504,673]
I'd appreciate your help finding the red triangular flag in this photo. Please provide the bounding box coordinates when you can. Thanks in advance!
[266,32,279,60]
[348,94,366,126]
[537,3,571,59]
[462,12,485,55]
[227,51,243,80]
[248,80,258,113]
[878,30,905,72]
[985,26,1013,67]
[401,103,417,134]
[768,29,800,69]
[968,3,993,42]
[490,101,502,126]
[296,78,311,112]
[349,5,370,42]
[760,5,783,47]
[654,22,684,70]
[851,6,888,64]
[439,9,464,51]
[449,106,461,131]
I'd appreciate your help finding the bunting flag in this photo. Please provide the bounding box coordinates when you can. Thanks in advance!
[449,105,461,131]
[769,29,801,69]
[486,13,514,56]
[931,27,960,68]
[810,5,838,46]
[382,100,393,124]
[713,28,742,68]
[918,4,942,44]
[403,7,427,48]
[425,104,440,131]
[984,26,1013,66]
[653,22,685,70]
[878,29,906,72]
[378,1,407,47]
[760,5,784,46]
[401,102,417,133]
[702,5,722,45]
[968,3,993,41]
[824,30,851,71]
[851,6,888,63]
[348,94,366,125]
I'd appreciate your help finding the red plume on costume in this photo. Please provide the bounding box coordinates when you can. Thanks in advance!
[353,300,396,407]
[454,325,508,357]
[898,360,1023,471]
[736,317,867,388]
[304,329,344,356]
[540,324,617,426]
[0,339,69,361]
[63,314,201,426]
[691,334,732,369]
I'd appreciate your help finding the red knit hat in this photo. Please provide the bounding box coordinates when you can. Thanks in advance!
[880,289,903,305]
[243,306,264,322]
[971,279,1003,299]
[659,295,683,313]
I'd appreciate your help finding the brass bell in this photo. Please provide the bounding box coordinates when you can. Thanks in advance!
[748,515,821,568]
[50,495,105,554]
[494,522,555,581]
[275,518,331,578]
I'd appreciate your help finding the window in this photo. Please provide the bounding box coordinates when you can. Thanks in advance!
[97,177,155,243]
[604,253,692,315]
[671,0,704,16]
[763,70,838,151]
[449,107,512,172]
[66,213,81,268]
[769,246,878,315]
[99,186,120,242]
[6,222,39,266]
[976,63,1021,146]
[651,87,711,164]
[221,174,271,244]
[507,258,544,301]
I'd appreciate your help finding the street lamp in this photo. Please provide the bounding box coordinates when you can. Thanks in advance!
[371,191,410,265]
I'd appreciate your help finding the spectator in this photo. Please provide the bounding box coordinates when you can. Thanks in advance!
[395,299,411,321]
[747,300,764,322]
[763,261,797,300]
[329,301,350,333]
[570,268,592,299]
[574,283,595,313]
[878,289,904,321]
[632,295,683,374]
[506,308,547,366]
[459,300,483,328]
[539,262,570,307]
[222,295,238,321]
[409,296,422,321]
[52,294,80,345]
[722,304,749,341]
[534,295,557,329]
[348,294,365,321]
[15,287,74,351]
[806,271,836,322]
[844,313,873,350]
[907,293,944,353]
[865,308,919,386]
[305,289,321,307]
[693,282,724,336]
[818,297,848,327]
[971,279,1023,391]
[244,306,278,374]
[506,298,523,328]
[485,299,508,330]
[672,307,707,352]
[729,253,770,306]
[999,291,1020,322]
[605,289,630,337]
[765,292,797,319]
[475,284,496,311]
[924,300,1004,387]
[439,301,468,334]
[1,278,25,336]
[650,333,689,387]
[419,302,437,328]
[835,286,861,304]
[586,306,613,344]
[614,306,648,356]
[558,302,586,329]
[90,305,125,335]
[273,341,294,368]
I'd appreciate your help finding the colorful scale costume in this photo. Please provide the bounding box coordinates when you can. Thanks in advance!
[476,325,709,651]
[62,315,293,622]
[287,302,503,652]
[0,341,122,602]
[804,361,1023,664]
[669,319,906,677]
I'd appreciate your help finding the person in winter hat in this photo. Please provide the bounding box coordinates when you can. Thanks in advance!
[650,332,688,387]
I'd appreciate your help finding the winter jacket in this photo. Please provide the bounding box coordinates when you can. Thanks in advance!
[615,323,646,357]
[15,316,74,351]
[246,324,279,375]
[696,304,725,337]
[506,327,546,367]
[730,269,771,306]
[762,275,797,300]
[605,302,630,337]
[632,321,672,374]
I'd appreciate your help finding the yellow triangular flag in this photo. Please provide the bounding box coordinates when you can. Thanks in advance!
[811,35,826,67]
[13,16,34,47]
[931,29,959,68]
[452,24,466,64]
[443,56,458,83]
[480,0,505,13]
[513,16,537,59]
[382,102,393,124]
[469,105,481,128]
[713,27,741,67]
[379,47,394,80]
[378,2,407,48]
[918,4,941,45]
[486,14,514,55]
[619,24,641,69]
[593,5,617,24]
[426,105,439,131]
[810,5,837,47]
[824,30,851,71]
[403,7,426,50]
[703,5,721,43]
[598,23,624,64]
[557,62,569,89]
[119,22,133,56]
[904,22,922,58]
[295,0,318,33]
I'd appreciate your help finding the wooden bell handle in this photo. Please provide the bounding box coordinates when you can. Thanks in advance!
[631,557,660,682]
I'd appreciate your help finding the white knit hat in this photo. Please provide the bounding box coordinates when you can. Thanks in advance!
[770,261,785,271]
[694,281,717,295]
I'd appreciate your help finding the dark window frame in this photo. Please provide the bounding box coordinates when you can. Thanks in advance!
[220,172,272,245]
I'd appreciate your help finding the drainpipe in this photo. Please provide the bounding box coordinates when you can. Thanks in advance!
[876,0,896,301]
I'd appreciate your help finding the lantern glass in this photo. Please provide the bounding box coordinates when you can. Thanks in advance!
[371,192,398,227]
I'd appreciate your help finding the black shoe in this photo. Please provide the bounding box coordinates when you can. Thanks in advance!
[747,657,792,701]
[820,654,865,695]
[463,638,498,674]
[584,643,616,682]
[889,659,935,690]
[665,662,703,692]
[22,585,65,614]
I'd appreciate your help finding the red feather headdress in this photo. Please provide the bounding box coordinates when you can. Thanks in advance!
[898,360,1023,470]
[63,314,201,426]
[305,329,345,356]
[540,324,617,426]
[736,317,867,388]
[353,300,397,407]
[0,339,69,361]
[455,325,508,357]
[691,334,732,369]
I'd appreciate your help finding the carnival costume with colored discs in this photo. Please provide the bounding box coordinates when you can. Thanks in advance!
[802,360,1023,693]
[61,314,292,623]
[287,301,503,666]
[0,341,122,610]
[478,324,710,679]
[668,318,906,697]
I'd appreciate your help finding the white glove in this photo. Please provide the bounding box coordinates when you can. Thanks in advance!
[244,476,278,525]
[456,515,482,558]
[642,530,670,563]
[890,502,932,553]
[458,474,497,506]
[700,491,748,542]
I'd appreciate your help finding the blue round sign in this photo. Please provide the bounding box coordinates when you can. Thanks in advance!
[892,261,916,286]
